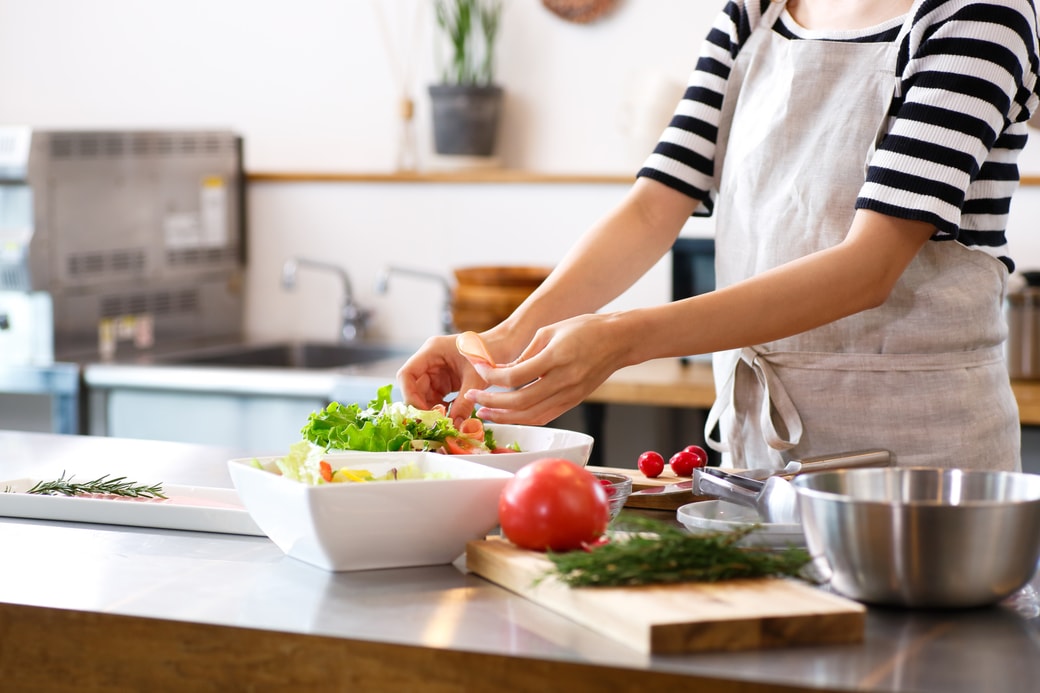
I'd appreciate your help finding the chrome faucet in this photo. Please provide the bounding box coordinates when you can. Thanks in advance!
[282,257,371,342]
[375,265,455,334]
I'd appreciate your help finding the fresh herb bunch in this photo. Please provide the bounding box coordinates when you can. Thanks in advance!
[544,514,812,588]
[433,0,504,86]
[25,471,166,499]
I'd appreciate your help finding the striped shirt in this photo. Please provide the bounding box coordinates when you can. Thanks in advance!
[637,0,1040,272]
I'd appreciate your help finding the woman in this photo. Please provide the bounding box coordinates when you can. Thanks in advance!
[400,0,1040,470]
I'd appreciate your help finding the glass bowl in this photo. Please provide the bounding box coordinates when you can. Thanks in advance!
[593,471,633,520]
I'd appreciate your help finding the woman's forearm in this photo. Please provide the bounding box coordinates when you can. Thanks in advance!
[484,178,698,359]
[616,209,936,366]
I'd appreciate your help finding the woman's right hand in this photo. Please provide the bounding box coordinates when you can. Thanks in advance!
[397,333,490,423]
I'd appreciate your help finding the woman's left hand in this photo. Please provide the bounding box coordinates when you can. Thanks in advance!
[461,312,629,425]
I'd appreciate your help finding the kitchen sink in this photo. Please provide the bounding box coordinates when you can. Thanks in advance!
[160,341,414,370]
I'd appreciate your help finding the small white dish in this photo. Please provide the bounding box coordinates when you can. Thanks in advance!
[676,500,805,549]
[228,451,513,572]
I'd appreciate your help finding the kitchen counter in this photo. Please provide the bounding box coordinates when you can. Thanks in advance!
[1,431,1038,692]
[70,340,1040,424]
[0,361,80,434]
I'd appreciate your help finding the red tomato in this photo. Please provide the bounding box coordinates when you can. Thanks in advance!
[319,460,333,483]
[669,450,701,477]
[683,445,709,468]
[443,436,482,455]
[637,451,665,478]
[498,458,610,552]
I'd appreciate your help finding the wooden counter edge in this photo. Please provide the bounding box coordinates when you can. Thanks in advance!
[0,601,831,693]
[1011,380,1040,426]
[586,358,1040,427]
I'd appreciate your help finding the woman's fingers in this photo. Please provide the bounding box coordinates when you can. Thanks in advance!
[463,328,611,424]
[398,334,470,408]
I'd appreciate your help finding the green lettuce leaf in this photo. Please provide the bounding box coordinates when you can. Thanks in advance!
[299,384,483,453]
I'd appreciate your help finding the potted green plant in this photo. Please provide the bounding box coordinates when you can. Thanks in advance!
[428,0,505,158]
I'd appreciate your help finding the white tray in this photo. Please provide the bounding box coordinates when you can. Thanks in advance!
[0,478,265,536]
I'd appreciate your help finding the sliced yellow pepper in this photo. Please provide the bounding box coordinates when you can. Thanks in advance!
[331,468,375,483]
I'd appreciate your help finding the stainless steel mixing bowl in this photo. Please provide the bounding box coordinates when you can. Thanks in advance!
[792,468,1040,608]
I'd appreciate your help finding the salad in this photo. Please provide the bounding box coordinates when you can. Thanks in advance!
[274,384,519,485]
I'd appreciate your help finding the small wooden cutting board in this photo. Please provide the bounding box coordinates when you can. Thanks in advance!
[465,538,865,655]
[588,465,707,511]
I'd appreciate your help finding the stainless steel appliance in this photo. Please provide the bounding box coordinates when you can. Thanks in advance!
[0,126,244,360]
[0,127,245,432]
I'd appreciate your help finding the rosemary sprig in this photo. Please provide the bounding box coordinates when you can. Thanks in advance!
[25,471,167,499]
[543,513,812,588]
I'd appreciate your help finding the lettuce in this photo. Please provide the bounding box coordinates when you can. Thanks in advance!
[275,439,326,484]
[300,384,471,453]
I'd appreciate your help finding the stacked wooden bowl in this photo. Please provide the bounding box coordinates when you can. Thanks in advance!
[452,266,553,332]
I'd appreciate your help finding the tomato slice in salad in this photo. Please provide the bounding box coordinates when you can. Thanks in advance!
[444,436,484,455]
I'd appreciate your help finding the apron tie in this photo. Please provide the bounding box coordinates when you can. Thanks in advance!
[705,346,804,469]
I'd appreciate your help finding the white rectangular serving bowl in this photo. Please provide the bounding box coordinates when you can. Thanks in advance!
[228,451,513,572]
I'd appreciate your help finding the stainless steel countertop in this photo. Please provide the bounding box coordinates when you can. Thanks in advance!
[0,430,1038,691]
[72,338,410,399]
[0,362,82,434]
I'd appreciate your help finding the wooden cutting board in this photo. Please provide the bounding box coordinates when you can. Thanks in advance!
[466,538,865,654]
[587,465,707,511]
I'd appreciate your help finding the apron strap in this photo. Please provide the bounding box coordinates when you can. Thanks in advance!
[705,346,804,467]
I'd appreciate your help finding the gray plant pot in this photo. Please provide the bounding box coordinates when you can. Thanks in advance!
[428,84,503,157]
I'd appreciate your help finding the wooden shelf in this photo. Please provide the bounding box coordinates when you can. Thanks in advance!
[247,171,1040,187]
[246,170,634,185]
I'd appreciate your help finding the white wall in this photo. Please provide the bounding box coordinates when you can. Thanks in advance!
[1,0,1038,346]
[0,0,703,173]
[0,0,719,345]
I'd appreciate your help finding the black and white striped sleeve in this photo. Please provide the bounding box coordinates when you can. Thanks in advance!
[636,0,769,214]
[856,0,1040,269]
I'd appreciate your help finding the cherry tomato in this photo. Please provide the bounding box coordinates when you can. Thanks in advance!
[498,458,610,552]
[598,478,616,497]
[669,450,701,477]
[319,460,333,483]
[682,445,709,469]
[637,451,665,478]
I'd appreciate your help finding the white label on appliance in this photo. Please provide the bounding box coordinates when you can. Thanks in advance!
[199,176,228,248]
[163,212,201,249]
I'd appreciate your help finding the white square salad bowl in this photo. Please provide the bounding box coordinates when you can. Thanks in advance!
[227,451,513,572]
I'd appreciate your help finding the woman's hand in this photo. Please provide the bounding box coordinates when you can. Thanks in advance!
[461,312,631,425]
[396,334,489,423]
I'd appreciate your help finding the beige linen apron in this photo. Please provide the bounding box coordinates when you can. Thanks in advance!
[703,0,1020,471]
